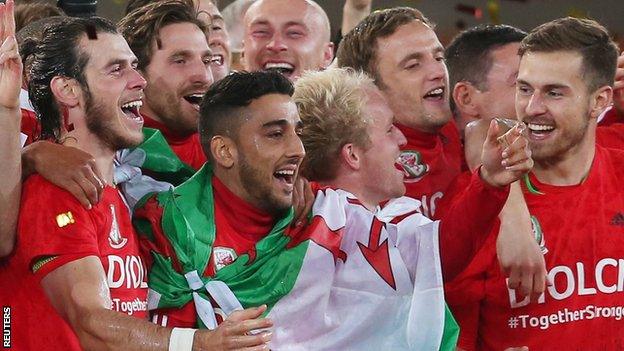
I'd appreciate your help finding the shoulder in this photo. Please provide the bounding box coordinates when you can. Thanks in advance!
[22,175,82,208]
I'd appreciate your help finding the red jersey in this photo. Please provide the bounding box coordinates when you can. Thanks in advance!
[145,176,273,328]
[142,115,206,171]
[395,121,463,219]
[446,146,624,350]
[597,123,624,149]
[0,175,149,350]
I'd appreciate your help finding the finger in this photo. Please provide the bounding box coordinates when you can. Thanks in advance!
[519,272,533,298]
[484,119,500,146]
[0,3,6,43]
[226,331,271,348]
[227,305,267,323]
[228,317,273,336]
[237,345,270,351]
[67,181,93,209]
[502,148,531,168]
[75,175,100,207]
[82,167,105,204]
[507,268,521,290]
[5,0,14,38]
[504,158,534,173]
[87,158,106,191]
[0,50,18,65]
[530,271,546,302]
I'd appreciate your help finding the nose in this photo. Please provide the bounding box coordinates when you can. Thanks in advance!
[190,58,214,87]
[394,126,407,147]
[287,132,306,161]
[128,68,147,90]
[425,57,447,82]
[525,92,547,116]
[266,32,288,53]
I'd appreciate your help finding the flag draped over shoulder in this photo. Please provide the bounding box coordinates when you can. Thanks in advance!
[133,168,459,350]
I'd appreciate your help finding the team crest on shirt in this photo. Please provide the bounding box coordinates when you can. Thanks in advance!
[530,215,548,255]
[213,247,238,271]
[108,204,128,249]
[396,150,429,183]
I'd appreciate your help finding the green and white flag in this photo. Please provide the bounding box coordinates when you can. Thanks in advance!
[133,164,459,350]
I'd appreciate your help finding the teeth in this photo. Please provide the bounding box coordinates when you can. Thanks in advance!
[187,94,204,99]
[527,123,554,131]
[121,100,142,109]
[264,62,294,70]
[430,88,443,95]
[275,170,295,176]
[211,55,224,65]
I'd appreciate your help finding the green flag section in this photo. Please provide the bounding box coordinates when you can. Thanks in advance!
[133,128,196,186]
[133,163,308,329]
[133,166,459,349]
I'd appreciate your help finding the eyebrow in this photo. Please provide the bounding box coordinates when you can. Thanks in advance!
[398,46,444,67]
[170,49,212,58]
[103,57,137,69]
[262,119,303,130]
[517,79,569,90]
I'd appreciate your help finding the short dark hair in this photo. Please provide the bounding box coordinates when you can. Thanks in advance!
[199,70,294,159]
[14,3,65,33]
[336,7,433,86]
[519,17,619,92]
[17,16,68,80]
[125,0,219,15]
[446,24,526,91]
[28,17,118,141]
[118,0,207,71]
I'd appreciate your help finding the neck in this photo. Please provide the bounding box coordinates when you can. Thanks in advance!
[322,173,379,211]
[532,128,596,186]
[63,112,116,185]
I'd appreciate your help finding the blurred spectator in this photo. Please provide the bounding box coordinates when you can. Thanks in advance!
[14,2,64,32]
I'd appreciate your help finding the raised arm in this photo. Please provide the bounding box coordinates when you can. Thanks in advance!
[0,0,22,257]
[41,256,272,351]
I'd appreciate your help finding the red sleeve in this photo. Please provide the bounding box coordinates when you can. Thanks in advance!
[436,169,508,281]
[17,175,99,278]
[597,124,624,149]
[20,109,40,146]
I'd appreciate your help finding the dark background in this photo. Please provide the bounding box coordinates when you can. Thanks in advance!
[41,0,624,46]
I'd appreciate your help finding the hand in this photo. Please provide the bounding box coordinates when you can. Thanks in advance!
[480,120,533,187]
[193,305,273,351]
[613,52,624,115]
[0,0,21,110]
[291,176,314,228]
[23,141,104,209]
[497,184,549,302]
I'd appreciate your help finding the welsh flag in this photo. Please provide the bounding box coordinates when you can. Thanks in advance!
[133,164,459,350]
[114,128,196,208]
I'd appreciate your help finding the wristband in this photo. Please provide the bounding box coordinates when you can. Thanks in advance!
[168,327,197,351]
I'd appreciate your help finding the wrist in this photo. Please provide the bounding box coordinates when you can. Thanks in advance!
[478,164,504,188]
[169,327,197,351]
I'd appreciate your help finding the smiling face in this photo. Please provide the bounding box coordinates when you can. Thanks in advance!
[358,89,407,205]
[242,0,333,81]
[232,93,305,215]
[516,50,595,163]
[197,0,231,82]
[141,22,213,135]
[79,33,147,150]
[375,21,451,133]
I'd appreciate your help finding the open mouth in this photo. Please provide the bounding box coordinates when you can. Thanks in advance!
[273,168,295,188]
[183,93,204,110]
[120,100,143,123]
[264,62,295,76]
[526,122,555,139]
[211,54,224,66]
[423,87,445,101]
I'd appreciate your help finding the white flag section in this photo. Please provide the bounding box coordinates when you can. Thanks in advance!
[269,188,446,350]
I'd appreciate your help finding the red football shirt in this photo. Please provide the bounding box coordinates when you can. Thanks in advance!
[597,123,624,149]
[395,121,463,219]
[446,146,624,350]
[146,176,274,328]
[1,175,149,350]
[598,106,623,126]
[142,114,207,171]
